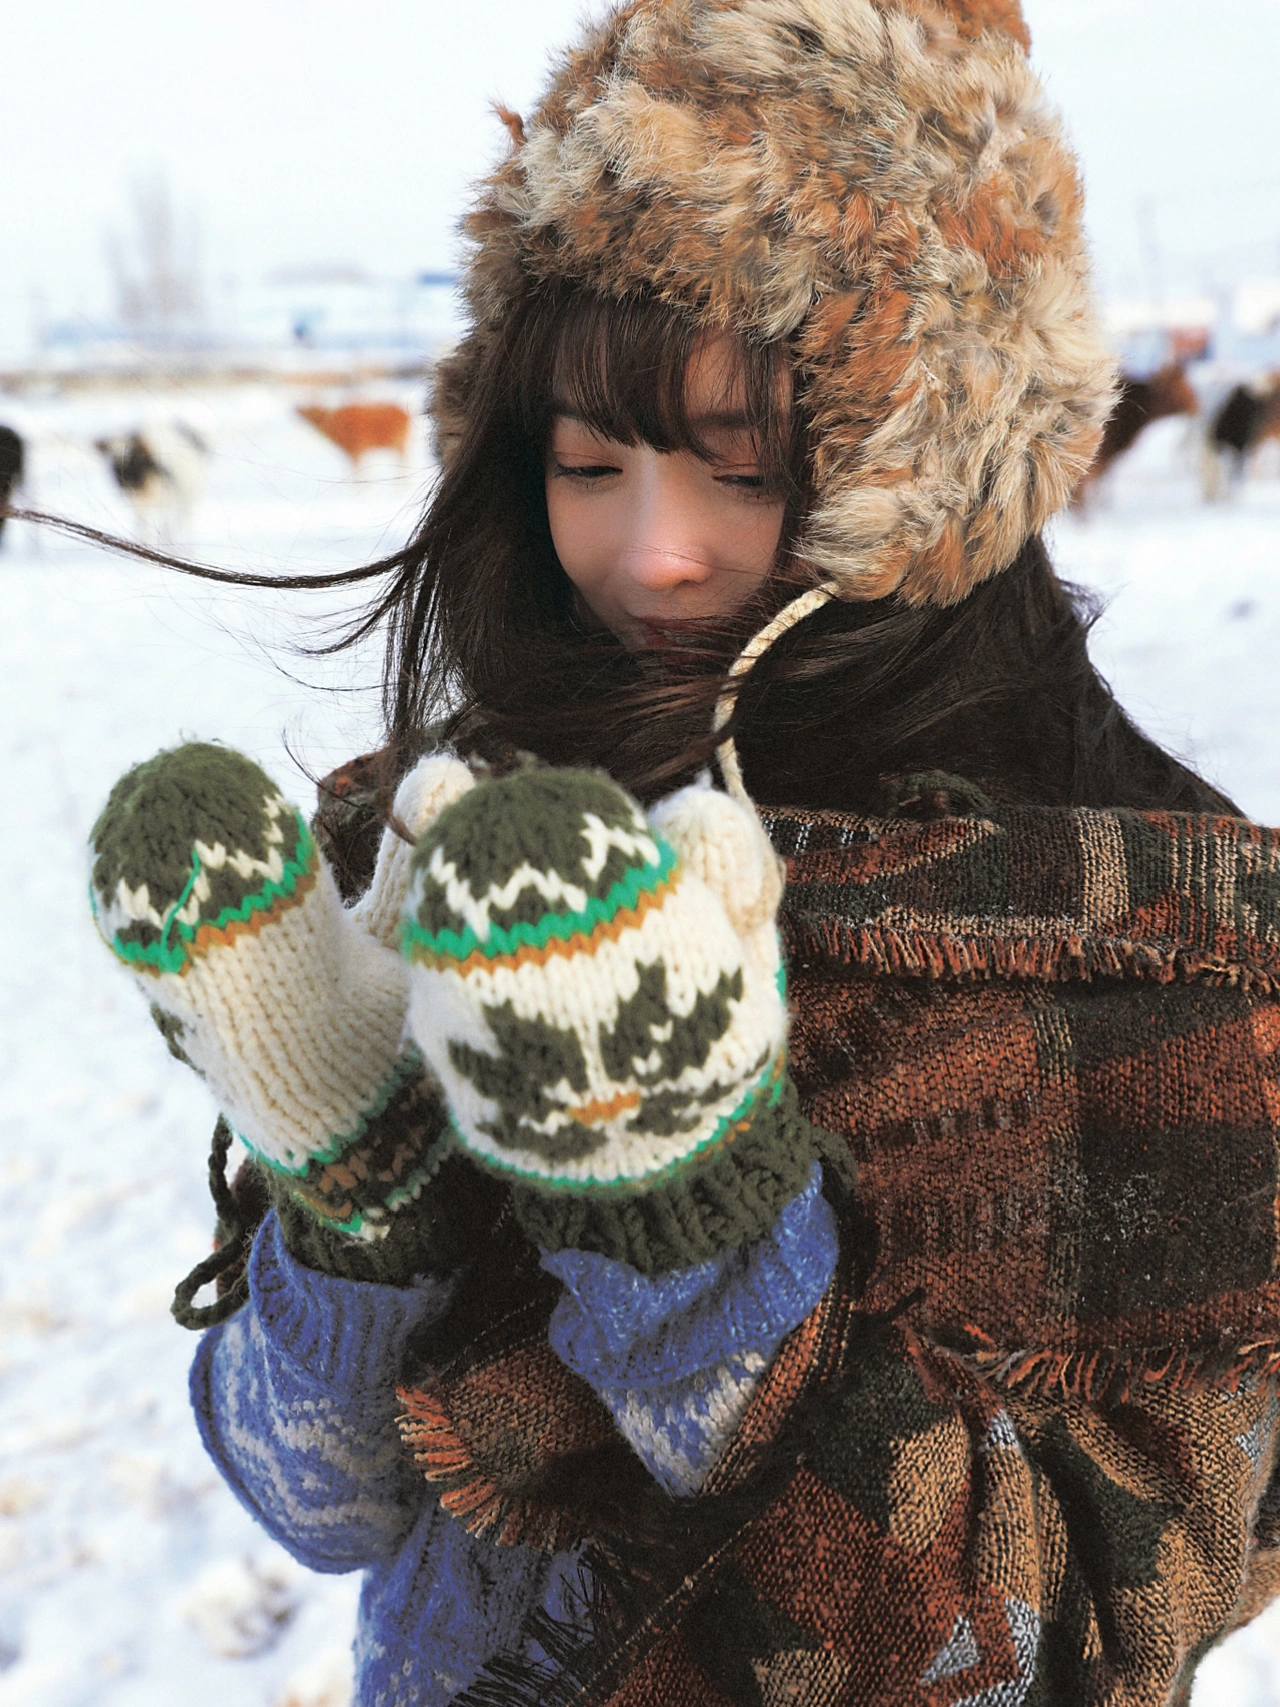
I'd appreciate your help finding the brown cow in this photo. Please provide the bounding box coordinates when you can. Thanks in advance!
[1073,361,1200,505]
[296,402,413,472]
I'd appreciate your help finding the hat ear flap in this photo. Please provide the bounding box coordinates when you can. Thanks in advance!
[647,783,784,936]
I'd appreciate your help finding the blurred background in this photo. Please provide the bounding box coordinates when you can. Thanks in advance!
[3,3,1280,1704]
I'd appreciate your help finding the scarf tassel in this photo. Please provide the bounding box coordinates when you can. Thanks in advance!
[396,1386,586,1553]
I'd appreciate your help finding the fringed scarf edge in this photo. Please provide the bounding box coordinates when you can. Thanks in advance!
[788,913,1280,995]
[937,1322,1280,1405]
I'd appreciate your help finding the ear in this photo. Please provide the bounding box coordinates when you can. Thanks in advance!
[351,753,477,947]
[647,783,784,936]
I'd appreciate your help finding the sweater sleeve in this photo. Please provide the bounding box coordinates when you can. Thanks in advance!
[189,1210,458,1572]
[540,1161,839,1495]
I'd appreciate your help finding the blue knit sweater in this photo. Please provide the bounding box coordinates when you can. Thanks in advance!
[190,1164,838,1705]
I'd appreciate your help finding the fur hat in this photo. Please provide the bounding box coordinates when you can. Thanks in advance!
[431,0,1117,609]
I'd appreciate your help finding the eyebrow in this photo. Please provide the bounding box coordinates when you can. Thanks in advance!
[549,401,756,431]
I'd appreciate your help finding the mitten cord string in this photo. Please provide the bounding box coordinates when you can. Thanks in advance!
[171,1118,251,1330]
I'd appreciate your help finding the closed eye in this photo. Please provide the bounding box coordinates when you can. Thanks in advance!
[551,463,619,482]
[551,461,774,498]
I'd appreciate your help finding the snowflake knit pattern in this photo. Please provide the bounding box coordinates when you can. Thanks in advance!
[401,767,818,1273]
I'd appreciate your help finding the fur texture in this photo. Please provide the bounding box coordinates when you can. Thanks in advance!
[431,0,1116,608]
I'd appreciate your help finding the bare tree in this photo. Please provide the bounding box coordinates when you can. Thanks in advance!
[105,172,207,346]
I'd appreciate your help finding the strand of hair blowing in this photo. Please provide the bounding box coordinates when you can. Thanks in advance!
[429,533,1241,816]
[320,280,1240,815]
[4,503,1239,819]
[734,538,1240,815]
[5,263,1236,818]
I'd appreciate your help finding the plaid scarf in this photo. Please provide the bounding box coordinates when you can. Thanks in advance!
[378,775,1280,1706]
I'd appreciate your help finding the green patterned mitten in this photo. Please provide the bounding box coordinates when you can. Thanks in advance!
[401,767,817,1273]
[89,742,477,1280]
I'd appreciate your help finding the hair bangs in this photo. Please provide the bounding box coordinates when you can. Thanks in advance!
[510,282,798,494]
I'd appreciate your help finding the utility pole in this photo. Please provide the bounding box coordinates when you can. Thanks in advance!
[1136,194,1166,319]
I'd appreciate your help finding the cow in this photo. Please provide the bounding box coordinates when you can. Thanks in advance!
[295,402,413,473]
[94,423,209,544]
[0,425,24,548]
[1202,378,1280,500]
[1073,362,1200,506]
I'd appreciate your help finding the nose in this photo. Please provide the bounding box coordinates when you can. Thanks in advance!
[616,461,714,594]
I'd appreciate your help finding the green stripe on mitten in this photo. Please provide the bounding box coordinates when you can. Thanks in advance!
[90,741,478,1282]
[400,767,816,1274]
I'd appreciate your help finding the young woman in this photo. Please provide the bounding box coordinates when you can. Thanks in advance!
[83,3,1280,1704]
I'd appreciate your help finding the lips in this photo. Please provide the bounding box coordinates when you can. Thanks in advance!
[633,616,714,648]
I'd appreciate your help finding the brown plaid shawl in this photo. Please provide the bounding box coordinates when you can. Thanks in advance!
[320,765,1280,1704]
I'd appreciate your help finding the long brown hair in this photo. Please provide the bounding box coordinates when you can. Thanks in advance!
[344,280,1240,815]
[12,282,1241,816]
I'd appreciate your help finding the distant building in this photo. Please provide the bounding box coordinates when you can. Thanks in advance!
[1104,279,1280,375]
[21,267,1280,381]
[1233,280,1280,341]
[226,267,464,355]
[28,267,464,370]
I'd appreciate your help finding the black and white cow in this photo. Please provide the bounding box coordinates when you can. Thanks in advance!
[0,424,24,548]
[1202,380,1280,500]
[94,423,209,542]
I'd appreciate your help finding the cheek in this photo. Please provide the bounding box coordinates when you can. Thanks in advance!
[546,479,652,626]
[741,506,786,576]
[545,478,602,595]
[717,502,785,589]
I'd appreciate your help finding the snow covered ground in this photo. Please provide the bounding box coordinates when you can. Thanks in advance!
[1,385,1279,1706]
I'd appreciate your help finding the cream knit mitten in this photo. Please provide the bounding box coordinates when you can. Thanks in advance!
[401,767,818,1274]
[89,742,475,1269]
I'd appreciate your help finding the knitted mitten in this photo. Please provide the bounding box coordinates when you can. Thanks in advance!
[89,741,478,1281]
[401,767,818,1274]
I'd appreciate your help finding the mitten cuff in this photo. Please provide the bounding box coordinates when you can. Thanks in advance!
[509,1071,819,1276]
[253,1045,446,1232]
[257,1047,505,1287]
[270,1147,506,1287]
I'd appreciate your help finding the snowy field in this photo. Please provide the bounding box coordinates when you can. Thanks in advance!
[2,384,1280,1706]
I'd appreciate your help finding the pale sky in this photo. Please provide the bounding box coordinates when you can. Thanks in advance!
[5,0,1279,353]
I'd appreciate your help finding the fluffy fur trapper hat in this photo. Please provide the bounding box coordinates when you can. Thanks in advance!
[432,0,1118,608]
